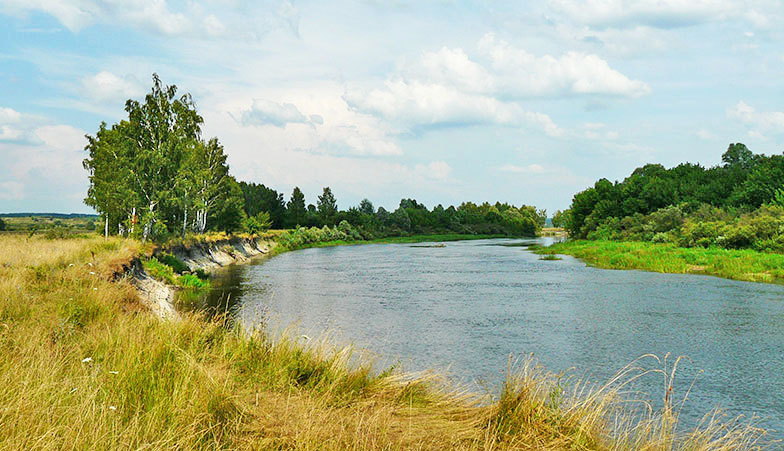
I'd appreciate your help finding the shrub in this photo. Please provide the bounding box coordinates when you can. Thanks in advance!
[651,232,672,244]
[243,212,272,234]
[157,253,189,274]
[143,258,177,285]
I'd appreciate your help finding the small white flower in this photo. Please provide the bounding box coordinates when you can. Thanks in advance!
[109,371,119,375]
[89,271,96,275]
[301,335,311,341]
[68,264,74,267]
[88,262,93,267]
[81,357,92,363]
[109,405,117,411]
[69,388,78,394]
[93,288,98,291]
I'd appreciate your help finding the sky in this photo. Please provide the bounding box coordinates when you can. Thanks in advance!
[1,0,783,215]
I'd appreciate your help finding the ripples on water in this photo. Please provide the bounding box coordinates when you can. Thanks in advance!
[204,238,784,437]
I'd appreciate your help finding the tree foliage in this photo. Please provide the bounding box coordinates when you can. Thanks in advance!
[566,143,784,238]
[84,74,241,241]
[317,187,338,226]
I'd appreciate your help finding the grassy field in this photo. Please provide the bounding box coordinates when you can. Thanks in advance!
[0,214,99,233]
[0,234,769,449]
[536,240,784,284]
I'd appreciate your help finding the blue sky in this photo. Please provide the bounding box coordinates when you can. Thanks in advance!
[1,0,783,214]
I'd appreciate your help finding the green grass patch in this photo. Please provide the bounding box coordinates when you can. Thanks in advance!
[535,239,784,284]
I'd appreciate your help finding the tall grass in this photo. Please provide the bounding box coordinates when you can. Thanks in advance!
[537,240,784,284]
[0,234,773,449]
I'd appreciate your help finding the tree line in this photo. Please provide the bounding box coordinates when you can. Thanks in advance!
[84,75,545,242]
[558,143,784,252]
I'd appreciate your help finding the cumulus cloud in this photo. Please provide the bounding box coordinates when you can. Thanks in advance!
[0,106,44,144]
[1,0,189,34]
[0,105,89,207]
[478,34,650,98]
[727,101,784,134]
[240,99,315,128]
[345,34,647,137]
[226,91,402,156]
[81,71,145,104]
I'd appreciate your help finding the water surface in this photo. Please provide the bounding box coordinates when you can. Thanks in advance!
[208,238,784,436]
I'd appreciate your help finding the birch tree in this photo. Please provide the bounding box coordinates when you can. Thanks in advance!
[188,137,231,233]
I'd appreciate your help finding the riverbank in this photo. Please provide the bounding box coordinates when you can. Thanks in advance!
[0,234,768,449]
[536,239,784,284]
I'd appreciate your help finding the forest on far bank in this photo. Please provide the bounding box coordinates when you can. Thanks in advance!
[82,75,546,243]
[556,143,784,252]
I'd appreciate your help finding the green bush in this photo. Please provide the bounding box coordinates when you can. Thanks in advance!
[243,212,272,234]
[143,258,177,285]
[157,253,190,274]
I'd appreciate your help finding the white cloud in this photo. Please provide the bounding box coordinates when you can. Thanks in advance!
[0,126,24,142]
[81,71,145,104]
[581,122,620,140]
[35,125,87,151]
[345,34,646,137]
[203,14,225,36]
[415,161,452,181]
[727,101,784,134]
[0,106,88,207]
[0,106,43,143]
[0,106,24,123]
[478,34,650,98]
[1,0,190,34]
[240,99,314,128]
[547,0,734,29]
[404,47,494,93]
[696,128,716,140]
[0,181,25,200]
[221,87,402,156]
[500,164,546,174]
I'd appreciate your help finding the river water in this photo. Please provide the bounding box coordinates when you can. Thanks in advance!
[204,238,784,437]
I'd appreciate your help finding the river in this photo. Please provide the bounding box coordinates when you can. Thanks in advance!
[202,237,784,437]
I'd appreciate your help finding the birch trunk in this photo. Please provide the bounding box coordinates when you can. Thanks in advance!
[104,215,108,240]
[182,208,188,239]
[142,202,155,244]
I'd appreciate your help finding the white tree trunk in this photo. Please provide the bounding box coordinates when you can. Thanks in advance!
[130,207,136,235]
[104,215,108,240]
[142,202,155,243]
[182,208,188,239]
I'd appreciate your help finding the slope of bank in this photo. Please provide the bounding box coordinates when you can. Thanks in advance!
[0,234,769,449]
[536,239,784,284]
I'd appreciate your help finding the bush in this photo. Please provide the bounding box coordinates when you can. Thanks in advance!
[243,212,272,234]
[651,232,672,244]
[157,253,190,274]
[143,258,177,285]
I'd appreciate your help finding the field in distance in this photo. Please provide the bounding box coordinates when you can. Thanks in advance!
[0,213,99,233]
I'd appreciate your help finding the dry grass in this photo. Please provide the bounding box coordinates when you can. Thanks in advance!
[0,234,774,449]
